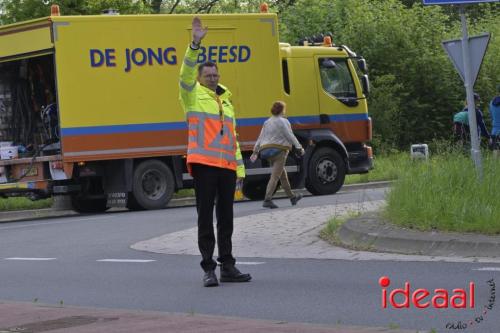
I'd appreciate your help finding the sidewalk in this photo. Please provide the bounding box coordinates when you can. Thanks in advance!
[0,301,426,333]
[132,196,500,263]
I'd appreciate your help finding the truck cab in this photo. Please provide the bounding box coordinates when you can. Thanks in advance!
[241,39,372,199]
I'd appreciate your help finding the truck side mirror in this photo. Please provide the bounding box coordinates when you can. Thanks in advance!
[321,59,336,69]
[361,74,370,96]
[357,58,368,73]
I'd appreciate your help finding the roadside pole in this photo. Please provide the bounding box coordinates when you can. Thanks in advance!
[459,5,482,178]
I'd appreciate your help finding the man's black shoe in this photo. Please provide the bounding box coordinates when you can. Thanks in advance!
[203,270,219,287]
[220,264,252,282]
[263,200,278,209]
[290,193,303,206]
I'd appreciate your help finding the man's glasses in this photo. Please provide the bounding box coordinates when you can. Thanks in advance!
[203,74,220,79]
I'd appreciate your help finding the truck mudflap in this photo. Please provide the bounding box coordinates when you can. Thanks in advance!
[347,145,373,174]
[293,145,314,189]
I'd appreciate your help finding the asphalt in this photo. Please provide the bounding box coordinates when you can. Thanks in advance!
[1,179,496,332]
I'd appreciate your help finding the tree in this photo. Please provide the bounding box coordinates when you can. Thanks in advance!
[0,0,150,24]
[278,0,499,150]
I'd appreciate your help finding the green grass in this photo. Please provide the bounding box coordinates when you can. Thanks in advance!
[385,152,500,234]
[0,197,53,212]
[173,188,195,198]
[320,212,381,251]
[345,153,407,184]
[320,212,363,245]
[319,216,347,244]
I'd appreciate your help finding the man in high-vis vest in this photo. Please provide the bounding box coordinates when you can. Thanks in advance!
[179,17,251,287]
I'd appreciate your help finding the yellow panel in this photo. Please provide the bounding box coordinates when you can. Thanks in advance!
[0,21,53,59]
[51,15,282,129]
[285,57,319,117]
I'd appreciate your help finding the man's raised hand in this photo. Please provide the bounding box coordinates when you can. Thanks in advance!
[192,17,208,44]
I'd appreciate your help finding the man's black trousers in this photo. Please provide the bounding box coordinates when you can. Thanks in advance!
[192,164,236,272]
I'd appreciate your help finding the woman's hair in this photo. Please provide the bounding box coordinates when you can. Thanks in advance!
[271,101,286,116]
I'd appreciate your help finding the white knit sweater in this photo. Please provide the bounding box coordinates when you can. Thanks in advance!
[253,116,302,153]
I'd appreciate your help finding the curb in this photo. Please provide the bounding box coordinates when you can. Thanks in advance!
[0,181,392,223]
[342,180,392,191]
[0,208,79,223]
[337,212,500,257]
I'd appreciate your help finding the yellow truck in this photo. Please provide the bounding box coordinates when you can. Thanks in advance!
[0,8,372,212]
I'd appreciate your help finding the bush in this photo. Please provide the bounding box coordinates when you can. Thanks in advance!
[279,0,499,149]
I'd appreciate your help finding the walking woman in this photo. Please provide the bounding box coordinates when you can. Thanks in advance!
[250,101,304,208]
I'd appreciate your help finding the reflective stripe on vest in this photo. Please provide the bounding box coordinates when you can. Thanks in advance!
[186,110,237,171]
[188,147,236,162]
[186,111,234,123]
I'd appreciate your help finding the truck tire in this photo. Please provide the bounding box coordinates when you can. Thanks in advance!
[70,195,108,213]
[306,147,346,195]
[129,159,174,210]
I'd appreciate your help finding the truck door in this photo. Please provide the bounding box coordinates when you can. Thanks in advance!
[315,56,366,143]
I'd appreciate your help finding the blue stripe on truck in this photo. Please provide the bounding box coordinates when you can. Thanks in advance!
[61,122,187,136]
[60,113,369,136]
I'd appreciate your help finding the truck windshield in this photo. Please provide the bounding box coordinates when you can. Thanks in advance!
[319,58,356,98]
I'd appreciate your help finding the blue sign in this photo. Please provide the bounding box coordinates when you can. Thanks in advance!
[423,0,498,4]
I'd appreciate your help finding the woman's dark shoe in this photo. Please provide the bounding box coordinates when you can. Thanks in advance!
[263,200,278,209]
[220,264,252,282]
[203,270,219,287]
[290,193,303,206]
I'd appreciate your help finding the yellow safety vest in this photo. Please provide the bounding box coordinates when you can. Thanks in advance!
[179,46,245,178]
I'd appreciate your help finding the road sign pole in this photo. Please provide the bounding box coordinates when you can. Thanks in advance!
[459,5,483,179]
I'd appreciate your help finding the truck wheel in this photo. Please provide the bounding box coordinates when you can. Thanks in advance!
[70,195,108,213]
[306,147,346,195]
[129,159,174,210]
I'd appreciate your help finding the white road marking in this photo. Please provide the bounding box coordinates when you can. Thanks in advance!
[473,267,500,271]
[5,257,56,261]
[97,259,156,263]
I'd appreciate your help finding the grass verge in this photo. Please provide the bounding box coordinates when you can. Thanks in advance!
[0,197,53,212]
[320,212,376,251]
[345,152,407,184]
[319,216,347,244]
[385,152,500,234]
[173,189,195,198]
